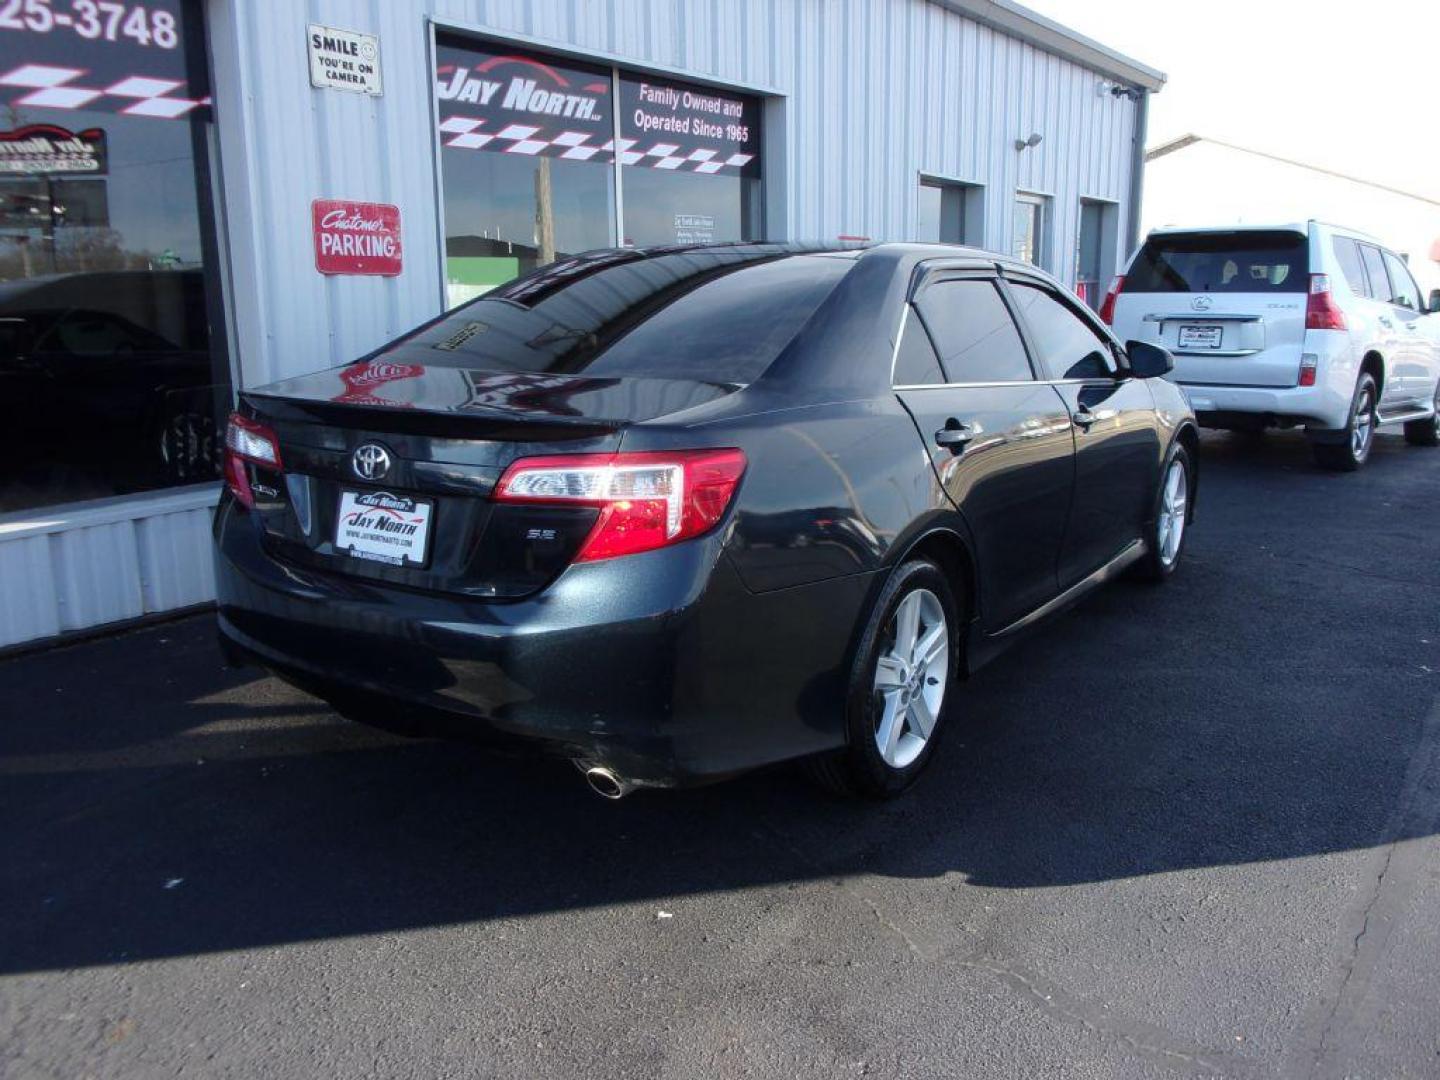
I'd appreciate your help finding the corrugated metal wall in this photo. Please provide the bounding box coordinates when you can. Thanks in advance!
[0,0,1141,650]
[209,0,1139,388]
[0,489,218,650]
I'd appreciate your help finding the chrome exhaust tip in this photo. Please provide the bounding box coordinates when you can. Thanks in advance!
[584,766,634,800]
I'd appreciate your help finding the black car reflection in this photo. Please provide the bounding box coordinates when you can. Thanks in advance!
[0,269,227,512]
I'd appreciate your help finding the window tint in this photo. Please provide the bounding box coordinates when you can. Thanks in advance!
[915,280,1032,383]
[892,311,945,385]
[1009,283,1118,380]
[1127,231,1308,293]
[401,251,853,384]
[1383,251,1421,311]
[1331,238,1370,298]
[1360,245,1393,303]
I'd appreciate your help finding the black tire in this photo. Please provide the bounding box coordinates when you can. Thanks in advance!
[1403,393,1439,447]
[1312,374,1377,471]
[803,558,962,799]
[1135,442,1193,583]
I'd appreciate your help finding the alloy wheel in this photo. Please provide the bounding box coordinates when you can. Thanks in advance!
[1156,458,1188,567]
[872,588,949,769]
[1352,385,1375,460]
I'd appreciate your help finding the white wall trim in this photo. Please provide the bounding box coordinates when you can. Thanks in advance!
[0,486,221,542]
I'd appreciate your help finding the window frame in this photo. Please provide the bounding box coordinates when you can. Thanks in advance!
[1001,268,1124,383]
[1359,243,1394,305]
[1331,236,1373,299]
[1381,249,1422,312]
[902,268,1039,388]
[426,19,776,305]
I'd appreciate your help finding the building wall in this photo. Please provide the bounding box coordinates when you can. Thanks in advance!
[1144,140,1440,293]
[208,0,1142,389]
[0,0,1146,650]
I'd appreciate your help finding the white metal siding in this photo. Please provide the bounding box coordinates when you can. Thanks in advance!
[1,0,1143,650]
[209,0,1140,388]
[0,490,219,650]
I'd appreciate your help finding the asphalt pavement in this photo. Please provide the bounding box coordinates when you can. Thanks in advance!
[3,427,1439,1079]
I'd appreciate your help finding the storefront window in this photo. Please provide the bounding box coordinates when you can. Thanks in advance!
[436,37,616,307]
[0,0,229,514]
[434,37,764,305]
[616,73,762,247]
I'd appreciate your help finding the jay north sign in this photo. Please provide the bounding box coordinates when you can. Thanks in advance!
[434,36,760,177]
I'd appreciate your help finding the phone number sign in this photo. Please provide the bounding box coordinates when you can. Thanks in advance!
[0,1,209,120]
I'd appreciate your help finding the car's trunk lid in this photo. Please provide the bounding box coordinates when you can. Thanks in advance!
[239,361,740,599]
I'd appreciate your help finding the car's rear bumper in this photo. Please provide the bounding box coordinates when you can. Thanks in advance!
[213,496,871,785]
[1176,380,1352,430]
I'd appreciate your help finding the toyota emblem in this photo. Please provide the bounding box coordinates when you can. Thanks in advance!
[352,443,392,481]
[1191,295,1214,311]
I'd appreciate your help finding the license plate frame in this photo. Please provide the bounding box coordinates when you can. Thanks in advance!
[1178,324,1224,350]
[334,489,434,568]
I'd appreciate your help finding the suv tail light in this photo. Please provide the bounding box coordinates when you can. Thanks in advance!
[1306,273,1347,331]
[495,448,747,562]
[1298,353,1319,387]
[224,412,282,509]
[1098,275,1125,325]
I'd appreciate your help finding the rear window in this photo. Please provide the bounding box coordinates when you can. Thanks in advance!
[400,251,854,385]
[1127,231,1308,293]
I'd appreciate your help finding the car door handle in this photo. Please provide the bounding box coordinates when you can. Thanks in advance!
[1072,408,1099,429]
[1405,321,1419,331]
[934,421,976,452]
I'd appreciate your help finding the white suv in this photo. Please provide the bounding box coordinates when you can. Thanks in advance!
[1103,222,1440,470]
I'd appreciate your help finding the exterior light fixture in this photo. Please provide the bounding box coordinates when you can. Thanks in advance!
[1014,133,1043,151]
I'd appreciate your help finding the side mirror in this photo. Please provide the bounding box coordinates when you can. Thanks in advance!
[1125,340,1174,379]
[1428,288,1440,314]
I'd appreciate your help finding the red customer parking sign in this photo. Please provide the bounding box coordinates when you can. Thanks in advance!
[312,199,402,276]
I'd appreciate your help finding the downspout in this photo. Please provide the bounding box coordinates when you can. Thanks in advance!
[1124,87,1150,262]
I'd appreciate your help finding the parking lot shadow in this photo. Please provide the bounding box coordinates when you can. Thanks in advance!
[2,430,1437,974]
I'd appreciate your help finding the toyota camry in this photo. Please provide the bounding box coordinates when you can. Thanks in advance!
[214,243,1197,798]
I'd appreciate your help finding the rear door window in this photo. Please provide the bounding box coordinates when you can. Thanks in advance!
[1127,231,1308,293]
[915,279,1033,383]
[1009,283,1118,380]
[1360,245,1393,304]
[1331,238,1371,298]
[1382,251,1422,311]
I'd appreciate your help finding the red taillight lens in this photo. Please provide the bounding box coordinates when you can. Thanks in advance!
[223,412,282,509]
[1098,275,1124,325]
[1298,354,1318,387]
[1306,273,1347,331]
[494,448,747,562]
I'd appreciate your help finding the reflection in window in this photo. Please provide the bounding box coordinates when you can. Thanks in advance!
[0,104,228,513]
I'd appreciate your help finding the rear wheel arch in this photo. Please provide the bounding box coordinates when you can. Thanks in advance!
[1174,423,1200,520]
[1361,351,1384,398]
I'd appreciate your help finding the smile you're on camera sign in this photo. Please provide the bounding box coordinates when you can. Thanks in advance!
[308,24,382,96]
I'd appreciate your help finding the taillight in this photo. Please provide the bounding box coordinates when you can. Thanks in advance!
[1298,353,1318,387]
[1098,275,1124,325]
[494,448,747,562]
[223,412,282,509]
[1306,273,1347,331]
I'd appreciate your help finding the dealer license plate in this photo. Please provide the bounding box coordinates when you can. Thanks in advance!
[1178,325,1223,349]
[335,489,433,566]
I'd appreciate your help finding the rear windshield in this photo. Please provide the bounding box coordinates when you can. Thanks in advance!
[1127,231,1309,293]
[396,250,855,385]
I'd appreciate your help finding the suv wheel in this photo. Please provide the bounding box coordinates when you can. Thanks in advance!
[1403,390,1440,447]
[803,558,961,798]
[1313,374,1378,471]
